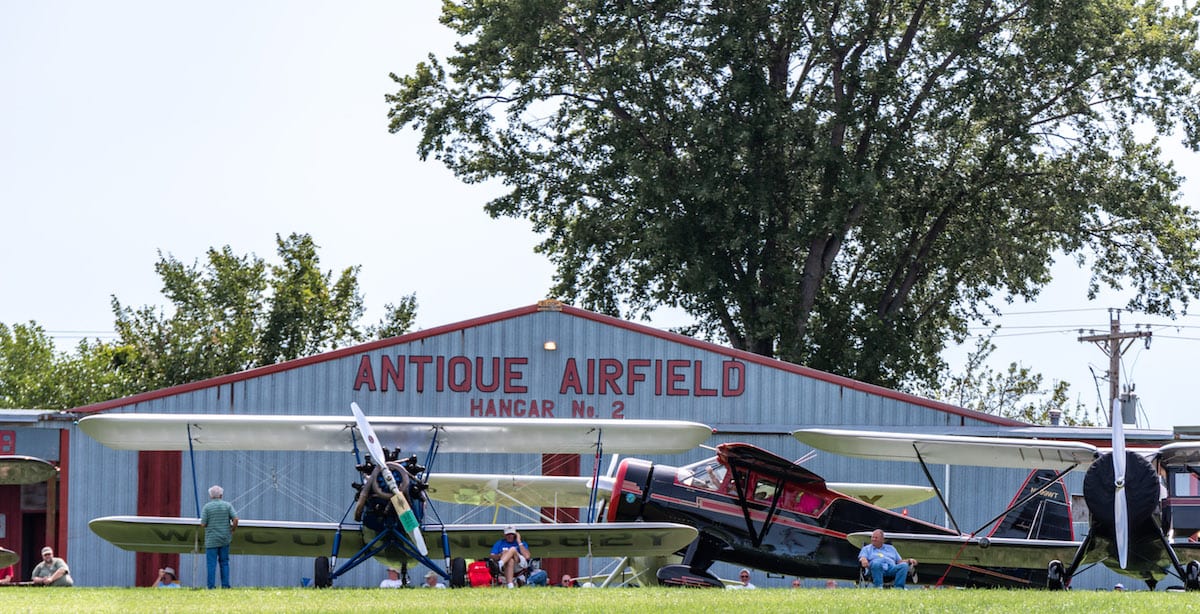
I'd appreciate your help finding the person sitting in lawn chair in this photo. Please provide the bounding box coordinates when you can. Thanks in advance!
[491,526,531,588]
[858,529,916,589]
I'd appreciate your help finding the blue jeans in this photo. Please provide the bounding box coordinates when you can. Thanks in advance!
[206,545,231,588]
[868,560,909,588]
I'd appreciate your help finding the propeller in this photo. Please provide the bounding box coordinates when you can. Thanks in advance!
[351,402,428,556]
[1111,398,1127,569]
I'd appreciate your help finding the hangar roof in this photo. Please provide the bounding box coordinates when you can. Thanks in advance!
[70,302,1024,427]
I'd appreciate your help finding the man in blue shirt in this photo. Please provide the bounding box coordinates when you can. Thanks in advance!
[858,529,916,588]
[490,525,530,588]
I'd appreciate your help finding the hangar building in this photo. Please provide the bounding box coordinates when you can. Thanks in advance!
[4,301,1143,589]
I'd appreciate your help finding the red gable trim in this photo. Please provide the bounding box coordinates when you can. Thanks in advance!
[72,303,1023,426]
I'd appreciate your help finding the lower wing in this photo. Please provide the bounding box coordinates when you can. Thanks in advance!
[89,516,697,560]
[846,531,1084,569]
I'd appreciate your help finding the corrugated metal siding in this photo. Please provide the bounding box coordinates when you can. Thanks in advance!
[64,306,1124,589]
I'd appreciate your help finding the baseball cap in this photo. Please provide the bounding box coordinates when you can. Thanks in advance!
[163,567,176,577]
[503,525,516,535]
[41,546,53,555]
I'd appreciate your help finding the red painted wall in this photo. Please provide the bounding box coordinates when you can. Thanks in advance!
[136,451,182,586]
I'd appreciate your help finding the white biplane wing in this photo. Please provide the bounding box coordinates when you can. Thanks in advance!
[426,474,613,509]
[0,455,58,485]
[826,483,936,509]
[1157,442,1200,466]
[88,516,697,560]
[78,413,712,455]
[793,428,1098,470]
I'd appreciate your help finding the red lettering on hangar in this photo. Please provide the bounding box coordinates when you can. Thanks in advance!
[353,354,746,398]
[557,358,745,397]
[353,355,529,393]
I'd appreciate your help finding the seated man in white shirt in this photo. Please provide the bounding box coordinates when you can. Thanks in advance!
[379,567,404,588]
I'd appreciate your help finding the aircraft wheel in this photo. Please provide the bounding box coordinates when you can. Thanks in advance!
[1186,560,1200,591]
[449,557,467,589]
[314,556,332,588]
[1046,560,1067,591]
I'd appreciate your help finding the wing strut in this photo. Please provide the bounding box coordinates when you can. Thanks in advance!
[586,429,603,524]
[726,461,784,548]
[913,445,960,534]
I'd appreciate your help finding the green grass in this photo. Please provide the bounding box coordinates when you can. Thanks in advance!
[4,587,1200,613]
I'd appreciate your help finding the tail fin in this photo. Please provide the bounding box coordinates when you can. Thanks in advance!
[987,469,1074,541]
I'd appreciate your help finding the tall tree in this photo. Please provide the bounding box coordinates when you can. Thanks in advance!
[389,0,1200,390]
[112,233,414,390]
[258,233,365,364]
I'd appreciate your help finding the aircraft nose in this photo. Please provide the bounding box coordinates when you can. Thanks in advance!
[1082,451,1158,528]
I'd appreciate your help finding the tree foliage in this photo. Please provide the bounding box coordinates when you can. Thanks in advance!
[0,322,134,409]
[111,233,417,390]
[389,0,1200,390]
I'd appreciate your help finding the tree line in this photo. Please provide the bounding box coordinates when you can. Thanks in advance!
[0,233,417,409]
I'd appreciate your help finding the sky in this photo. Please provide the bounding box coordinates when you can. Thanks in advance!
[2,2,1198,430]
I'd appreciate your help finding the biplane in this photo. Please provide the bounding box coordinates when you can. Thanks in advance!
[595,441,1072,587]
[77,404,708,587]
[0,455,59,570]
[795,403,1200,590]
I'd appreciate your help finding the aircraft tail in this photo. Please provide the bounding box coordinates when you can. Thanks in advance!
[986,469,1074,541]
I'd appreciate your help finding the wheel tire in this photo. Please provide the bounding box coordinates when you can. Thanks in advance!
[314,556,332,588]
[1046,560,1066,591]
[1186,560,1200,591]
[450,557,467,588]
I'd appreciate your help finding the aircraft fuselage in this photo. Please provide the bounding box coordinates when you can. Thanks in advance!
[609,444,1050,587]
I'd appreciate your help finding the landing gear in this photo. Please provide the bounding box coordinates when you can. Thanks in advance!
[314,556,333,588]
[450,557,467,588]
[1046,560,1067,590]
[1186,560,1200,591]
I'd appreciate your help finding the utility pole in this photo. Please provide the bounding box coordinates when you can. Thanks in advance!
[1077,309,1151,425]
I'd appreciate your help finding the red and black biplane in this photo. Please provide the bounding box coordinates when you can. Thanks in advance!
[606,441,1072,587]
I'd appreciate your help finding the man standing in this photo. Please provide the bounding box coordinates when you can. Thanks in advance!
[858,529,915,588]
[490,525,530,588]
[200,484,238,589]
[30,546,73,586]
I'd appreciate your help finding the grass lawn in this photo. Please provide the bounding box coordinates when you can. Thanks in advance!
[3,586,1200,613]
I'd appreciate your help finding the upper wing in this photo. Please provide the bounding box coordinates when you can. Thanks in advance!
[793,429,1098,470]
[78,413,712,454]
[0,455,58,485]
[0,546,16,568]
[826,483,936,509]
[845,531,1085,569]
[89,516,697,560]
[1157,442,1200,466]
[426,473,612,508]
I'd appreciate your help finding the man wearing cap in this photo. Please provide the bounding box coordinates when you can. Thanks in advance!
[30,546,73,587]
[379,567,404,588]
[422,570,446,589]
[490,525,531,588]
[155,566,182,588]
